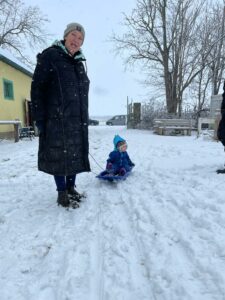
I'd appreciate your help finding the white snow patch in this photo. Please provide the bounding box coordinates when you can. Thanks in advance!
[0,127,225,300]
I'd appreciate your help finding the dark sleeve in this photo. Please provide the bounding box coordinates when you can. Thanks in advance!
[31,50,52,121]
[221,81,225,115]
[107,151,118,163]
[217,114,225,146]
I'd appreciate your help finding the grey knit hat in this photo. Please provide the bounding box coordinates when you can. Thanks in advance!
[63,22,85,40]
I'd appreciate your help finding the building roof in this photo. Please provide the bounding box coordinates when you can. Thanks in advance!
[0,48,33,78]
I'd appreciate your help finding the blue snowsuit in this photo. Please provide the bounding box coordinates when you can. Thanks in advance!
[106,135,134,174]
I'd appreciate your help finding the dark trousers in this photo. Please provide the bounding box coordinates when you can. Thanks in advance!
[54,175,76,191]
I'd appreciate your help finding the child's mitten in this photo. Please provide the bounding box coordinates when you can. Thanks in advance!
[119,167,126,176]
[106,162,113,170]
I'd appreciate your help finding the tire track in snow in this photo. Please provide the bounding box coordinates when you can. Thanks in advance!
[98,179,156,300]
[162,168,225,299]
[51,188,109,300]
[87,184,106,300]
[141,165,225,299]
[121,167,214,299]
[118,178,159,299]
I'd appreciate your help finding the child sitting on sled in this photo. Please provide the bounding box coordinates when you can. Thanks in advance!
[106,135,135,176]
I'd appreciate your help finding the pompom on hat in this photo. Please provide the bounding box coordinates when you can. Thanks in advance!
[63,22,85,40]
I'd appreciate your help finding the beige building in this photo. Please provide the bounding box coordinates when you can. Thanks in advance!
[0,48,33,139]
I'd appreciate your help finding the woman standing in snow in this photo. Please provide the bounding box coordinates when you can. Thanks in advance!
[31,22,90,207]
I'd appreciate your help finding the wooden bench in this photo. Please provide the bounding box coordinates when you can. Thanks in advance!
[153,118,193,136]
[0,120,21,142]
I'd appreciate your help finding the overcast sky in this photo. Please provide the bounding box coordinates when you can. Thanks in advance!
[23,0,146,117]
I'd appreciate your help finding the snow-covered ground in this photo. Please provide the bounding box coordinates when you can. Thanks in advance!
[1,126,225,300]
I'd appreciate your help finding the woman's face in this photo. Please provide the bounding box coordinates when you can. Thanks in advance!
[64,30,84,55]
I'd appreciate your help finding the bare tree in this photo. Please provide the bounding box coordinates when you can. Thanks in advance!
[112,0,223,114]
[0,0,49,65]
[188,2,225,119]
[208,4,225,95]
[189,69,211,121]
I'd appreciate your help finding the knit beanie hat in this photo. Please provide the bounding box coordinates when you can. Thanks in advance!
[63,22,85,40]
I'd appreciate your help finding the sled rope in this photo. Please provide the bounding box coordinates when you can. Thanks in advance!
[89,152,105,174]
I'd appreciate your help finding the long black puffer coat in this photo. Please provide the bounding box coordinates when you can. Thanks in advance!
[31,43,90,176]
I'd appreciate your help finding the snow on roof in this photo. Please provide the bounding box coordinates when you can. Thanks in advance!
[0,47,33,77]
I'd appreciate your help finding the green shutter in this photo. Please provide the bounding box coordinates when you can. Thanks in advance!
[3,78,14,100]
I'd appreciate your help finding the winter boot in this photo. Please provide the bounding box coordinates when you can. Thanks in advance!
[67,186,83,202]
[57,191,70,207]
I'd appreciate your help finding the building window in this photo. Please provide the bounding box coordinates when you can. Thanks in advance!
[3,79,14,100]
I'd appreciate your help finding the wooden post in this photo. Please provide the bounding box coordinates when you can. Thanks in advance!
[214,113,221,141]
[14,123,19,142]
